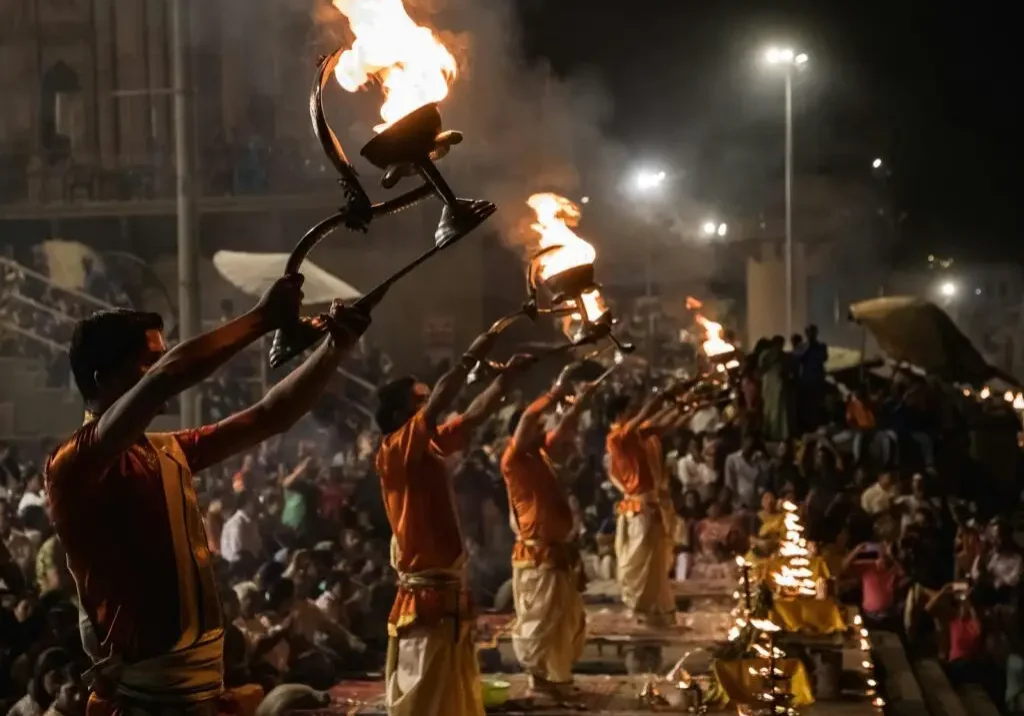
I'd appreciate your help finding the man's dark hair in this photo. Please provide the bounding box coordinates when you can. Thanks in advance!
[235,491,258,511]
[69,309,164,403]
[605,394,631,424]
[375,376,417,435]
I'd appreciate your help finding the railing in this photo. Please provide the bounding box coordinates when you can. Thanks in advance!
[0,319,67,353]
[6,291,78,326]
[0,256,118,311]
[0,153,340,207]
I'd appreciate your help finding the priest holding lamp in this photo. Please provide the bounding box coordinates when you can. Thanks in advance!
[374,328,535,716]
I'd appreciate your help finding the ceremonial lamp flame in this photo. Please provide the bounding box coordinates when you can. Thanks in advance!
[770,500,818,598]
[331,0,457,133]
[528,193,609,327]
[687,296,734,357]
[466,192,633,384]
[747,618,798,716]
[266,0,495,369]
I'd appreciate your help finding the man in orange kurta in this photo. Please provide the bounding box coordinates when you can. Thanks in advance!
[374,332,532,716]
[606,393,676,626]
[44,280,368,716]
[501,369,596,700]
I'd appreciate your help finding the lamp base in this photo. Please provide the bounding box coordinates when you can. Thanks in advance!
[435,198,496,248]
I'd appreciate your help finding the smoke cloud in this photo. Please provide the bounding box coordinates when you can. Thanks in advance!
[314,0,626,250]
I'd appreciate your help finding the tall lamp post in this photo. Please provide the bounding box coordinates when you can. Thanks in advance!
[764,47,808,338]
[171,0,200,428]
[632,168,668,360]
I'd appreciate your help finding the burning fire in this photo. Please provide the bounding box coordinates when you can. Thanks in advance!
[527,193,606,323]
[331,0,457,133]
[771,501,818,598]
[686,296,733,357]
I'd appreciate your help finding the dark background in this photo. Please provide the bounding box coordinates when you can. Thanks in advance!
[516,0,1021,263]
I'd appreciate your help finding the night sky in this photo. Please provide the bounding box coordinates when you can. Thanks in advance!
[516,0,1021,263]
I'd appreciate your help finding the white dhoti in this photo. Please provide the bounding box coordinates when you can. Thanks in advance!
[615,503,675,624]
[511,563,586,685]
[385,558,483,716]
[386,617,482,716]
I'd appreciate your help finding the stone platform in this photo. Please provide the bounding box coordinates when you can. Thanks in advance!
[323,674,879,715]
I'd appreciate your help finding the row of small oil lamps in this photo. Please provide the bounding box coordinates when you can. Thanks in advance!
[855,613,886,711]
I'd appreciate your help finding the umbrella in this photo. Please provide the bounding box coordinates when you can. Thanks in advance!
[212,251,362,305]
[849,296,1015,385]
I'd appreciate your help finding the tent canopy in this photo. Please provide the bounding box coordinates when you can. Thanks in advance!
[849,296,1015,386]
[213,251,361,306]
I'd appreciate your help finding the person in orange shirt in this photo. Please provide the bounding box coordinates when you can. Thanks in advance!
[44,276,370,716]
[374,329,533,716]
[501,366,599,701]
[640,399,687,571]
[606,391,676,627]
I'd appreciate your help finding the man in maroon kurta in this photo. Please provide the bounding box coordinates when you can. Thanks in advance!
[46,277,368,716]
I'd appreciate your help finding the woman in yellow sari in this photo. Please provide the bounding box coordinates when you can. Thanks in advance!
[756,491,786,539]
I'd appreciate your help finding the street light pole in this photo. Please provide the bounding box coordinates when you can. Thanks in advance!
[171,0,200,429]
[645,233,655,360]
[784,67,794,339]
[630,167,668,362]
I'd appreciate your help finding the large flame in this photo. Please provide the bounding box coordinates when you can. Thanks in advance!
[331,0,457,133]
[686,296,733,357]
[527,193,605,323]
[771,501,818,598]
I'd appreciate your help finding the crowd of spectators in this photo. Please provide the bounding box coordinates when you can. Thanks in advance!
[1,309,1024,714]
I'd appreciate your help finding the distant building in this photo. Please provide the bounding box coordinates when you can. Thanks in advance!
[0,2,497,438]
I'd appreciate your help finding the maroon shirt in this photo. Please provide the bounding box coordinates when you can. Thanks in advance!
[45,421,222,662]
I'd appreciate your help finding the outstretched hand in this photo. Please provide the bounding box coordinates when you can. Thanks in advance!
[255,273,305,329]
[554,362,580,390]
[503,353,538,376]
[326,300,372,343]
[465,328,501,361]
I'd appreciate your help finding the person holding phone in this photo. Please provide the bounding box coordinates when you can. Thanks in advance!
[925,584,984,681]
[842,541,907,630]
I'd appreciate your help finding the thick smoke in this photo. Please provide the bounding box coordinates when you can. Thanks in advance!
[314,0,626,248]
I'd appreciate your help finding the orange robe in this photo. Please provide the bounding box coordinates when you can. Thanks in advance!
[45,421,258,716]
[606,423,674,624]
[643,433,676,564]
[501,435,586,686]
[376,409,483,716]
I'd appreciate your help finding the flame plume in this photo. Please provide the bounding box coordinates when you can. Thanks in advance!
[686,296,733,357]
[527,193,607,323]
[331,0,457,133]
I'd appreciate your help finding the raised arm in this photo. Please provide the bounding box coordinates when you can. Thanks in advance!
[461,354,537,433]
[179,302,371,471]
[94,275,305,460]
[624,392,668,434]
[512,366,573,453]
[548,375,600,458]
[423,329,500,429]
[641,401,680,437]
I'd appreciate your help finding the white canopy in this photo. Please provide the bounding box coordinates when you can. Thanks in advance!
[213,251,362,306]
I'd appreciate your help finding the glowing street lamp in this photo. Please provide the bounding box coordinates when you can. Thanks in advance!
[763,45,808,338]
[939,281,958,298]
[702,220,728,238]
[872,158,884,169]
[634,169,667,193]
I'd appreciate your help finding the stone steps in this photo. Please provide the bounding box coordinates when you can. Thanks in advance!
[872,631,998,716]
